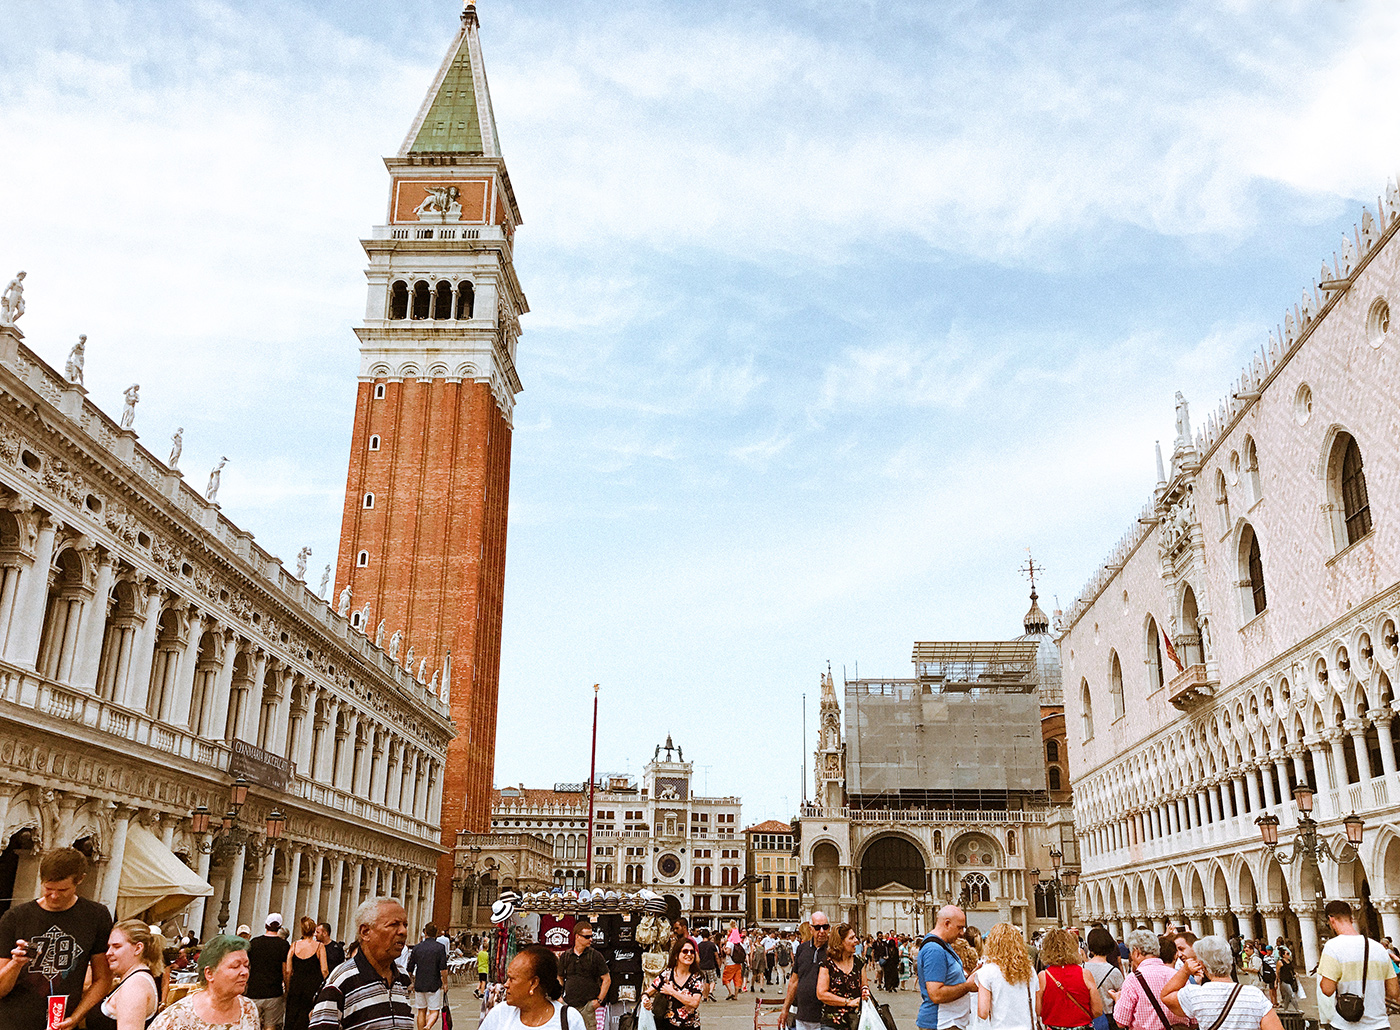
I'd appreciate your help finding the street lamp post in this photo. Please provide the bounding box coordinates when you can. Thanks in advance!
[1029,846,1079,929]
[191,777,285,934]
[1256,785,1364,950]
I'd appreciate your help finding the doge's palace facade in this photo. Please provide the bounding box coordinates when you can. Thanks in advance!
[1062,178,1400,971]
[0,317,452,936]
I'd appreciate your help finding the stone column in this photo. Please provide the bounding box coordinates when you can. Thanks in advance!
[100,806,135,911]
[121,584,164,711]
[1376,898,1400,945]
[295,689,318,776]
[327,859,346,937]
[72,553,115,690]
[1369,711,1398,778]
[1260,758,1278,808]
[340,712,360,792]
[370,734,389,805]
[299,851,322,923]
[169,610,205,729]
[1346,718,1373,783]
[282,848,304,923]
[1297,909,1321,970]
[237,650,268,743]
[252,845,277,925]
[1232,776,1248,819]
[1259,904,1285,943]
[268,663,293,757]
[223,843,248,934]
[1326,729,1350,791]
[1244,764,1262,813]
[1288,746,1308,791]
[190,845,213,934]
[207,630,239,741]
[9,514,59,669]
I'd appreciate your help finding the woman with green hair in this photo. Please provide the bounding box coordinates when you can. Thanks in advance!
[149,934,259,1029]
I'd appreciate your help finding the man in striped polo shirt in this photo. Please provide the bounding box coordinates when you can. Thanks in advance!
[310,897,415,1030]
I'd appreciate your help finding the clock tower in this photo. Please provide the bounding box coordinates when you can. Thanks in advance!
[335,0,526,928]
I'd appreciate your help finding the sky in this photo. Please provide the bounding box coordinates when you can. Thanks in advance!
[3,0,1400,825]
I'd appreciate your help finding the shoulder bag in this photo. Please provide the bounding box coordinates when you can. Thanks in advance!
[1335,937,1370,1023]
[1133,971,1174,1030]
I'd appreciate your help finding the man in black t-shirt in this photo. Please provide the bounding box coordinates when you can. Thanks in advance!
[560,921,611,1027]
[696,929,720,1002]
[780,911,831,1030]
[247,913,292,1029]
[0,847,113,1030]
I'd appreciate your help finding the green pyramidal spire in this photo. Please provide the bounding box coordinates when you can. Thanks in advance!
[400,2,501,158]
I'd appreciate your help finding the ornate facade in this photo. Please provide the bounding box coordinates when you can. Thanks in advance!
[0,319,452,936]
[1061,177,1400,970]
[799,602,1077,938]
[333,2,527,928]
[457,739,745,929]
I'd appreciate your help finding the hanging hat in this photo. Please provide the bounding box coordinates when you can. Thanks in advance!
[491,899,515,924]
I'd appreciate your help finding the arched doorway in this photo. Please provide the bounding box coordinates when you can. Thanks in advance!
[812,842,841,903]
[859,835,926,936]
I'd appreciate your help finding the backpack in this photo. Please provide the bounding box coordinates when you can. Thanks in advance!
[777,941,793,965]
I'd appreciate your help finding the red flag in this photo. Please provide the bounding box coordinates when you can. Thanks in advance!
[1162,628,1185,674]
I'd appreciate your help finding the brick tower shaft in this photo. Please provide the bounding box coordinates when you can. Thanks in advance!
[335,2,526,930]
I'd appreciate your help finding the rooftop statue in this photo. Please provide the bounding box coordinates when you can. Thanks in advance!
[65,335,85,386]
[168,428,183,470]
[120,384,140,429]
[337,584,351,617]
[205,456,226,502]
[296,546,311,580]
[0,272,25,326]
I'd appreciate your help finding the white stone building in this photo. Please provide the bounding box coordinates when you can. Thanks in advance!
[1060,179,1400,970]
[0,319,453,936]
[481,736,745,928]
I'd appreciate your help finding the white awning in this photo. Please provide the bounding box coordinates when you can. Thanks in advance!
[117,824,213,921]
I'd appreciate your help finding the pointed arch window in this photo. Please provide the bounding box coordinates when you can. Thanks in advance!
[1215,470,1231,534]
[1241,523,1267,617]
[1145,618,1165,692]
[1109,650,1125,719]
[1243,435,1262,506]
[1080,679,1094,740]
[1341,436,1372,544]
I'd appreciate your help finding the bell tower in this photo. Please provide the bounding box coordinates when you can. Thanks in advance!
[335,0,527,928]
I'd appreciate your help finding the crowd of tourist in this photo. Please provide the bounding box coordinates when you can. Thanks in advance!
[0,846,458,1030]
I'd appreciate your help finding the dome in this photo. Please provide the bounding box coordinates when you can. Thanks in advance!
[1015,589,1062,704]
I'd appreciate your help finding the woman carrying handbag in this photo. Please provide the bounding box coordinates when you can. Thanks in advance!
[645,938,705,1030]
[1036,930,1104,1030]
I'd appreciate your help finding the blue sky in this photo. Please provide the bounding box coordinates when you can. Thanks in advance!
[3,0,1398,822]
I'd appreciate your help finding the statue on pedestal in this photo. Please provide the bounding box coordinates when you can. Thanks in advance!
[120,384,140,429]
[168,428,183,470]
[205,456,226,502]
[337,584,351,617]
[404,645,415,672]
[0,272,25,325]
[375,620,385,648]
[65,335,85,385]
[388,631,402,660]
[295,546,311,580]
[319,564,330,598]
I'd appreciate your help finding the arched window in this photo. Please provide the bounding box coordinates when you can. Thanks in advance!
[457,281,475,319]
[1046,740,1059,763]
[356,550,369,567]
[1241,524,1267,617]
[411,280,431,320]
[369,435,380,451]
[363,493,375,509]
[1034,883,1059,919]
[1145,617,1165,692]
[374,383,386,400]
[1109,650,1125,719]
[960,873,991,906]
[1048,767,1062,791]
[433,280,453,319]
[1215,470,1231,534]
[1341,436,1372,544]
[1080,679,1094,740]
[37,549,88,684]
[388,280,409,320]
[1243,435,1262,506]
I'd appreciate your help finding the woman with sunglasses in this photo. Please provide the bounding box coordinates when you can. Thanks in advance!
[645,937,705,1030]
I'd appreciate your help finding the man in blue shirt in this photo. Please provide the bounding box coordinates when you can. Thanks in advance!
[917,906,977,1030]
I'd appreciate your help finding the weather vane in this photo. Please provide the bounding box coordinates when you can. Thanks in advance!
[1019,549,1044,595]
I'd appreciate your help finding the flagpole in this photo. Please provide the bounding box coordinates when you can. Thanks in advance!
[586,683,599,889]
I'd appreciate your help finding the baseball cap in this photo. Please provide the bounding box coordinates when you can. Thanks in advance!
[266,913,283,929]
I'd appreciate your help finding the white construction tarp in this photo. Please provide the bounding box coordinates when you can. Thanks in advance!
[117,824,213,921]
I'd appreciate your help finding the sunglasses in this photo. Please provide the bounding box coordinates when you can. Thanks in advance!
[812,924,830,930]
[579,933,593,939]
[681,949,696,954]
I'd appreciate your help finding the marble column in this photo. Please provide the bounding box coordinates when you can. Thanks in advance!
[190,845,213,935]
[1346,718,1373,783]
[1297,909,1321,971]
[207,630,239,741]
[282,848,304,923]
[1370,711,1398,778]
[1287,746,1308,792]
[1244,764,1262,813]
[223,844,248,934]
[169,611,205,729]
[1376,898,1400,945]
[327,860,346,937]
[9,515,58,669]
[1232,776,1248,818]
[252,846,277,925]
[1326,729,1350,791]
[121,585,164,712]
[237,650,268,743]
[72,553,115,690]
[1260,758,1278,808]
[100,806,135,912]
